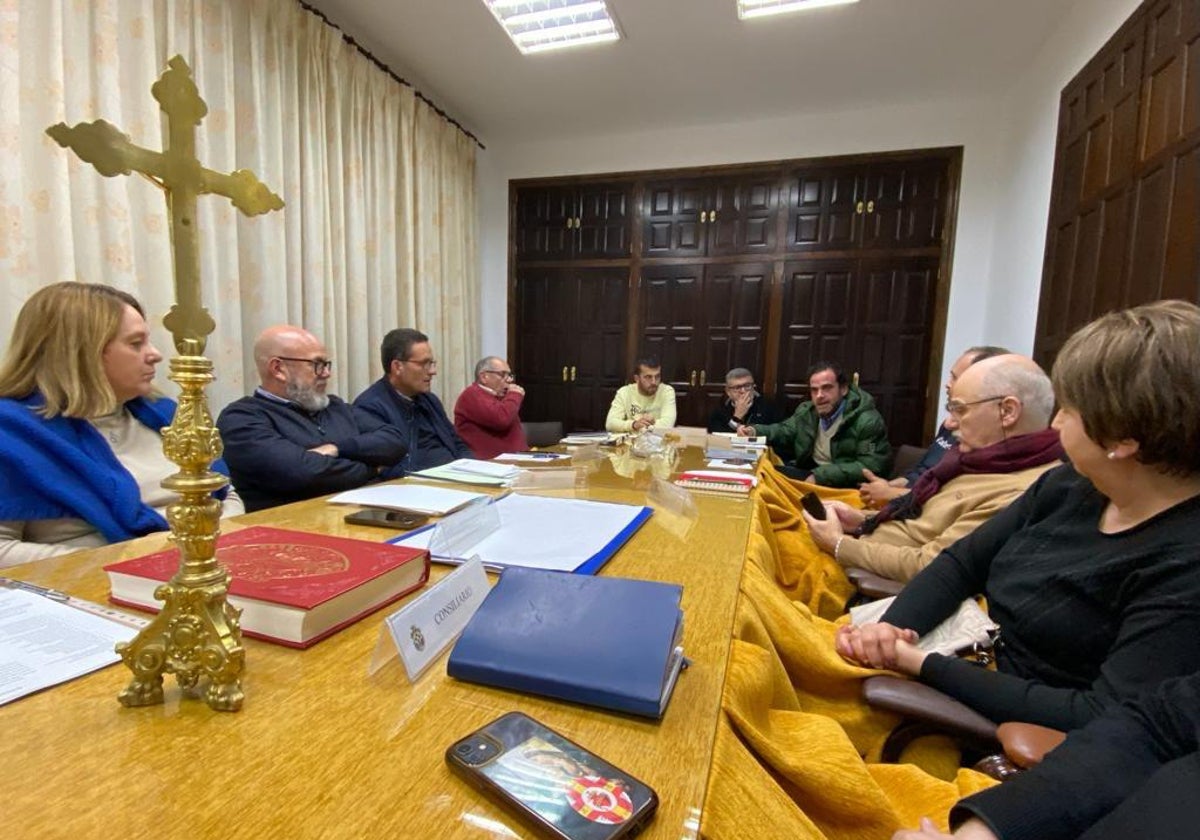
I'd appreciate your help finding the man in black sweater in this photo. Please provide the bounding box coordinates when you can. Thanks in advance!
[353,328,473,473]
[217,325,407,511]
[706,367,782,433]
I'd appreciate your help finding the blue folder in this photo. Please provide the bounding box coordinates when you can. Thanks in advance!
[447,567,686,719]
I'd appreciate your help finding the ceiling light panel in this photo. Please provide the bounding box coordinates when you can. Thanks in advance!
[737,0,861,20]
[483,1,621,55]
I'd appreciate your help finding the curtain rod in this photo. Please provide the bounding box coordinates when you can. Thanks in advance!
[297,1,486,150]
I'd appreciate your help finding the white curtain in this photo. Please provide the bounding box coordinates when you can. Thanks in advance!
[0,0,479,410]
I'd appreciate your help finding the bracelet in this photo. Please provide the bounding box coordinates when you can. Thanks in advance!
[833,536,844,560]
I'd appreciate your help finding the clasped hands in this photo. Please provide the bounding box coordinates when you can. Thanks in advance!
[631,413,655,432]
[834,621,927,675]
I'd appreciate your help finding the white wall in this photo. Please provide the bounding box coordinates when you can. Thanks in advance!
[981,0,1143,354]
[475,0,1142,373]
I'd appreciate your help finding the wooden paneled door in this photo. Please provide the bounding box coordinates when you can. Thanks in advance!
[514,267,628,433]
[643,175,780,259]
[774,257,938,448]
[515,184,631,261]
[784,162,947,253]
[639,262,772,427]
[1035,0,1199,367]
[511,147,958,444]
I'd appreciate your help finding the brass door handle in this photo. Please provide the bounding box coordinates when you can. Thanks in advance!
[575,216,582,227]
[699,211,708,223]
[570,366,576,381]
[866,200,875,214]
[855,200,864,214]
[700,370,706,386]
[690,370,697,387]
[710,209,717,222]
[562,366,568,382]
[566,218,574,229]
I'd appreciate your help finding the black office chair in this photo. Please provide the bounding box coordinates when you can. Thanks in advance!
[522,421,563,447]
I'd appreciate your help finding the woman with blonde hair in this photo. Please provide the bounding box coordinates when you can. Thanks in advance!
[0,282,241,566]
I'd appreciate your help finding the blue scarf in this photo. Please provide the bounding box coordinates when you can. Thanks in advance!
[0,393,229,543]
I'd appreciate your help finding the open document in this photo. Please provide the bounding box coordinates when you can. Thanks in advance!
[391,493,652,574]
[0,587,141,706]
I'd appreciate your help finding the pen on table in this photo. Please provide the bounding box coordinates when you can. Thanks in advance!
[0,576,70,602]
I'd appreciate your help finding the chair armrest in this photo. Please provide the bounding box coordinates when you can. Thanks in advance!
[863,675,998,743]
[996,722,1066,769]
[843,567,904,599]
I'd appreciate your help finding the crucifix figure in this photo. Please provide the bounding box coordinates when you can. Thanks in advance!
[47,55,284,712]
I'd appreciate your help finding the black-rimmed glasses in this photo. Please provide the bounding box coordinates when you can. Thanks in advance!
[483,369,515,381]
[275,356,333,375]
[727,382,755,392]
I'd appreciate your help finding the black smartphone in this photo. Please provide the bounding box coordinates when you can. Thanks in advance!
[342,508,428,529]
[446,712,659,840]
[801,491,827,520]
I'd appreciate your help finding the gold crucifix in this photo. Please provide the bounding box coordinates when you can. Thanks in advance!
[47,55,284,712]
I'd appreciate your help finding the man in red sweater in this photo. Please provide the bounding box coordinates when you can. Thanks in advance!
[453,356,528,460]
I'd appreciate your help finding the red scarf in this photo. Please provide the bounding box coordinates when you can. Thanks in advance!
[862,427,1064,533]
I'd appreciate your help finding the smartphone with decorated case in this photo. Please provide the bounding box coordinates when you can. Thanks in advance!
[446,711,659,840]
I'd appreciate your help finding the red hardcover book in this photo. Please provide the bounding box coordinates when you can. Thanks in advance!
[672,470,756,495]
[103,525,430,649]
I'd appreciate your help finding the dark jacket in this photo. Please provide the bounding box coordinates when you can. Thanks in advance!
[953,670,1200,840]
[902,421,957,485]
[216,392,406,512]
[353,378,472,473]
[752,385,890,487]
[706,393,782,433]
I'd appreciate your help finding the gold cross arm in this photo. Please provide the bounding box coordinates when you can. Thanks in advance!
[203,170,285,217]
[47,121,283,216]
[46,120,168,183]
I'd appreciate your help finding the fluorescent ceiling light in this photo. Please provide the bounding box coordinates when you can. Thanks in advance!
[482,1,621,55]
[738,0,861,20]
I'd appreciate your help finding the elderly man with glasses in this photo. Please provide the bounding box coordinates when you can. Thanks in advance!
[706,367,782,433]
[354,327,473,473]
[452,356,527,460]
[216,325,408,512]
[803,354,1064,584]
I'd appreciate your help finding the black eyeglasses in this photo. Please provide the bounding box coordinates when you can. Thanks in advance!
[483,369,515,381]
[945,395,1007,417]
[276,356,333,375]
[727,382,755,392]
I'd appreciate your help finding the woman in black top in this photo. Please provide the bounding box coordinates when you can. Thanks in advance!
[894,671,1200,840]
[835,300,1200,731]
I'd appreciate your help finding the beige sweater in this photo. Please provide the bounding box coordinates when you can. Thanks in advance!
[0,409,243,568]
[835,462,1060,582]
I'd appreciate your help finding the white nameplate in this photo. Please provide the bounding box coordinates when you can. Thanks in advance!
[370,557,490,682]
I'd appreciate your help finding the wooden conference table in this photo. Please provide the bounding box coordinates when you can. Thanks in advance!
[1,446,756,839]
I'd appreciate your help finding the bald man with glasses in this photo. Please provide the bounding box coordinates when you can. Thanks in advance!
[453,356,528,460]
[354,327,472,473]
[216,325,408,511]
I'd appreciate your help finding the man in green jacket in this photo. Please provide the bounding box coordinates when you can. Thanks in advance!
[739,362,890,487]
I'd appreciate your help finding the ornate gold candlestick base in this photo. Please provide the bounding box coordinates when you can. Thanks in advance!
[117,353,245,711]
